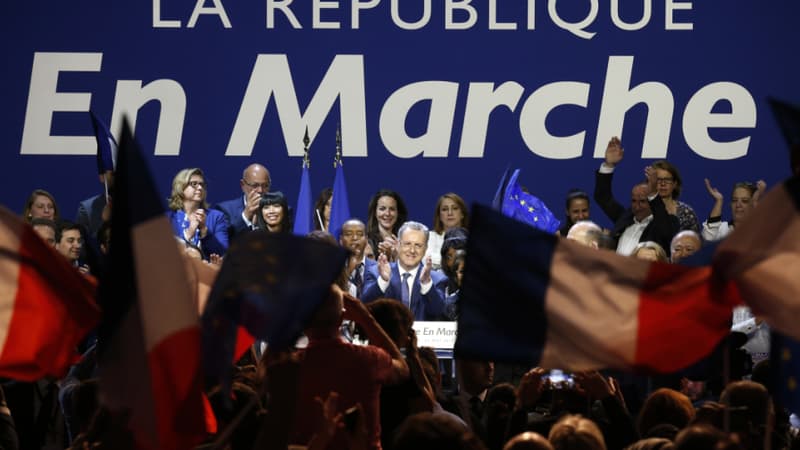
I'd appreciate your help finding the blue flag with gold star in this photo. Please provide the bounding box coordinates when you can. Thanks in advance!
[771,331,800,414]
[500,169,560,233]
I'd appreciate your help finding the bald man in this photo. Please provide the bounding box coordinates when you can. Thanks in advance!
[566,220,604,249]
[670,230,702,263]
[212,163,271,239]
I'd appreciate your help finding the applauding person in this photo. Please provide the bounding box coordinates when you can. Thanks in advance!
[167,168,229,259]
[701,178,765,241]
[594,137,679,256]
[366,189,408,261]
[362,221,450,321]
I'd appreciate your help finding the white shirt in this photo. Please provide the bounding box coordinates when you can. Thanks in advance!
[377,264,432,297]
[616,214,653,256]
[425,231,445,270]
[701,220,733,242]
[240,194,255,229]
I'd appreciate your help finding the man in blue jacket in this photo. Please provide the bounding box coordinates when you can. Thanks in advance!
[212,163,270,240]
[362,221,450,321]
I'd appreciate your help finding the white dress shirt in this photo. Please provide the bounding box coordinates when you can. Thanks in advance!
[616,214,653,256]
[377,264,432,297]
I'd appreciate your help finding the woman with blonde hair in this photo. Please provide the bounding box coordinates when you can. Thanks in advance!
[631,241,668,262]
[167,168,229,258]
[548,414,607,450]
[425,193,468,270]
[22,189,59,223]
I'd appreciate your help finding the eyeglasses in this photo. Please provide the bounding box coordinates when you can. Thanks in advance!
[400,242,425,251]
[656,177,674,185]
[243,180,270,190]
[188,180,205,188]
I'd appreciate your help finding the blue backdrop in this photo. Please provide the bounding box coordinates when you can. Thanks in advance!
[3,1,799,231]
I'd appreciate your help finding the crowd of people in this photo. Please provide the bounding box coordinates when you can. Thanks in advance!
[3,135,791,450]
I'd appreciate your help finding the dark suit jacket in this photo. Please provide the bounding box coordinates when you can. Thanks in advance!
[361,262,450,321]
[351,258,379,298]
[594,170,680,254]
[212,197,249,241]
[75,194,106,241]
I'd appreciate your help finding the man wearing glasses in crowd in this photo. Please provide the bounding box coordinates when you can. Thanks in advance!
[212,163,271,240]
[362,221,450,321]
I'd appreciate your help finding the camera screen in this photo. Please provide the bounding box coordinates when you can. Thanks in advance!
[544,369,574,388]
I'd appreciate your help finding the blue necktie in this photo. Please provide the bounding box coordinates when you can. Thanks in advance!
[401,272,411,308]
[351,263,364,297]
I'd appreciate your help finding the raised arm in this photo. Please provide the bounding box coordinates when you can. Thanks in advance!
[594,137,626,222]
[342,292,409,384]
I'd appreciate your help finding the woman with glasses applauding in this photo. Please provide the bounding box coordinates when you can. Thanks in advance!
[167,168,229,259]
[647,160,699,232]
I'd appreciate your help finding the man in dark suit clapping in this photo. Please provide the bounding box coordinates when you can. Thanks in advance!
[362,221,450,321]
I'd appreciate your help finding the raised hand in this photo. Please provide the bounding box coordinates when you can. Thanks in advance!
[573,371,614,400]
[209,253,223,266]
[704,178,724,219]
[753,179,767,206]
[516,367,547,409]
[193,208,208,237]
[377,253,391,282]
[604,136,624,167]
[704,178,723,202]
[644,165,657,195]
[378,234,398,260]
[245,189,262,224]
[419,255,432,284]
[342,290,372,325]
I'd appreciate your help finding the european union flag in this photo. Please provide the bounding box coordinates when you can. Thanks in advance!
[201,231,347,384]
[771,331,800,414]
[500,169,560,233]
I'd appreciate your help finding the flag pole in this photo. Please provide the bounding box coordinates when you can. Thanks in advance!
[334,123,342,169]
[303,126,311,170]
[316,209,326,231]
[103,173,110,203]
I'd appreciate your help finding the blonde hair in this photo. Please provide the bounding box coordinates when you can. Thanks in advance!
[22,189,59,223]
[432,193,469,234]
[548,415,606,450]
[632,241,668,262]
[168,168,208,211]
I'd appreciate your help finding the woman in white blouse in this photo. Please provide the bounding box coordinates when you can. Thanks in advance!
[701,179,765,241]
[425,193,468,270]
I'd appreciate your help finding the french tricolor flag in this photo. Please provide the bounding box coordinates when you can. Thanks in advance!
[0,206,99,380]
[97,120,212,450]
[455,204,741,373]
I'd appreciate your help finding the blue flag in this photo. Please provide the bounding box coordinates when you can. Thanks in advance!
[293,165,313,235]
[201,231,347,385]
[500,169,561,233]
[89,111,117,175]
[328,162,351,238]
[491,167,511,210]
[771,331,800,414]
